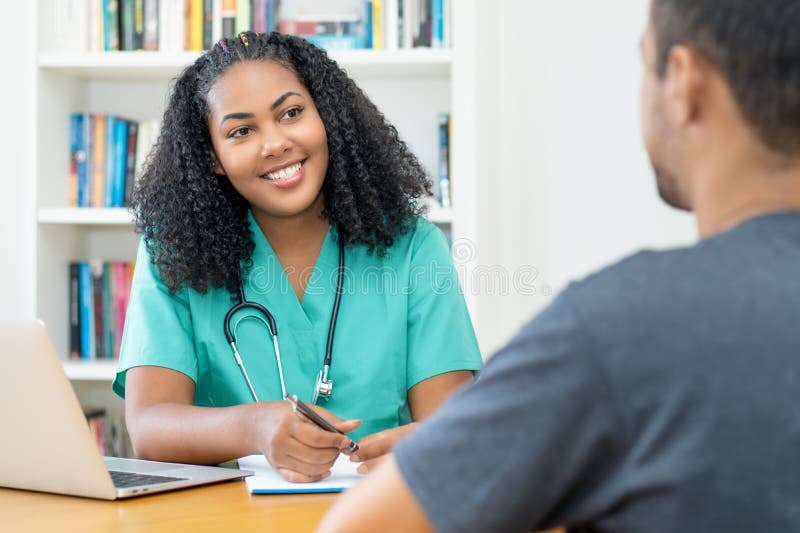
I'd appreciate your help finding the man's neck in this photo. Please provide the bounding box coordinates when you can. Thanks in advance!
[690,149,800,238]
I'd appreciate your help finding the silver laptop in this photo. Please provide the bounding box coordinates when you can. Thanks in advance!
[0,320,252,499]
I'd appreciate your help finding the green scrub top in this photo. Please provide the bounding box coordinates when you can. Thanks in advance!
[113,213,482,440]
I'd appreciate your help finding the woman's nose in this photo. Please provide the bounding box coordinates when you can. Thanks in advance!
[260,133,291,159]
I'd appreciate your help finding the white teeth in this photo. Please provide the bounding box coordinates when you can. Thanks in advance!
[264,161,302,180]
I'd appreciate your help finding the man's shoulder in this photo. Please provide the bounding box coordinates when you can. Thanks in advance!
[565,244,701,309]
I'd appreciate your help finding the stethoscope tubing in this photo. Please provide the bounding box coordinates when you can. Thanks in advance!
[224,237,345,403]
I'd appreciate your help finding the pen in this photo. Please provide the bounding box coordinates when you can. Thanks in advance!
[284,393,359,453]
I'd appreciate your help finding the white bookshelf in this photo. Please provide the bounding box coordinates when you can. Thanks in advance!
[39,49,453,80]
[34,0,478,381]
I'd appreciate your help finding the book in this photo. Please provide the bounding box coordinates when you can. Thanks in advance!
[203,0,213,50]
[83,407,107,456]
[159,0,183,52]
[133,0,146,49]
[79,262,95,359]
[235,0,251,34]
[91,260,107,359]
[104,0,120,51]
[68,113,83,207]
[143,0,159,50]
[112,119,129,207]
[252,0,266,32]
[92,113,107,208]
[431,0,443,48]
[121,0,136,49]
[69,263,82,360]
[384,0,398,50]
[437,112,451,208]
[124,121,139,206]
[372,0,383,49]
[104,115,117,208]
[221,0,236,39]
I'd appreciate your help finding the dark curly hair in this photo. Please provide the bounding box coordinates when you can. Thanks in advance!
[132,31,432,293]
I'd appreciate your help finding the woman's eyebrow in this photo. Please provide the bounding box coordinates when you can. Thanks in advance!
[270,91,302,110]
[219,112,254,126]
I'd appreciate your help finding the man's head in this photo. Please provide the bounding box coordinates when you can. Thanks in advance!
[640,0,800,211]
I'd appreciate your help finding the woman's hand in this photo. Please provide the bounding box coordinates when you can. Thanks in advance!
[251,401,361,483]
[347,423,418,474]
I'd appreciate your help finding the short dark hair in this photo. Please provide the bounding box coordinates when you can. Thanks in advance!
[133,32,431,293]
[652,0,800,156]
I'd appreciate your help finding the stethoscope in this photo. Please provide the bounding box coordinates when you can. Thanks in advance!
[224,238,345,404]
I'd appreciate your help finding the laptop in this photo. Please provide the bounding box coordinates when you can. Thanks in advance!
[0,320,252,499]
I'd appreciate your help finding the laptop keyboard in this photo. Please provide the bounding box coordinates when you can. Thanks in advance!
[109,470,187,488]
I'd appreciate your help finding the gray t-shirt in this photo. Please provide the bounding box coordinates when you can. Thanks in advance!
[395,212,800,533]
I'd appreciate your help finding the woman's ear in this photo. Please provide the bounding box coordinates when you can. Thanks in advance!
[210,150,225,175]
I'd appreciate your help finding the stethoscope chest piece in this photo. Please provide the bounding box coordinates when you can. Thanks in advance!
[313,366,334,404]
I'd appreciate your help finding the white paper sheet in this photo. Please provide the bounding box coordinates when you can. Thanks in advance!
[237,454,364,494]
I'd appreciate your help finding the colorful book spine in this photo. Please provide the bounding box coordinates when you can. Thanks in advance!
[91,260,107,359]
[222,0,237,39]
[143,0,159,50]
[134,0,145,49]
[103,263,114,359]
[431,0,443,48]
[203,0,214,50]
[104,0,120,51]
[104,115,117,208]
[113,119,129,207]
[252,0,266,33]
[437,112,451,208]
[69,113,83,207]
[121,0,134,49]
[69,263,82,360]
[124,121,139,206]
[372,0,383,49]
[365,1,373,49]
[235,0,250,34]
[92,113,107,208]
[79,262,95,360]
[190,0,204,51]
[82,113,93,207]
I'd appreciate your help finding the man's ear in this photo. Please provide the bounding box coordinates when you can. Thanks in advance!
[664,44,705,127]
[210,150,225,175]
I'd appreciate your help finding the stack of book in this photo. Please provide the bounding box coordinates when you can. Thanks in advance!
[49,0,449,52]
[83,407,107,456]
[69,113,159,208]
[69,261,136,361]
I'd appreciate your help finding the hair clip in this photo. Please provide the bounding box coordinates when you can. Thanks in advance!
[218,40,229,54]
[239,33,250,47]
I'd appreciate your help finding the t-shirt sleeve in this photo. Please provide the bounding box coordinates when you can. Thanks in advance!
[394,289,628,533]
[405,223,483,390]
[112,239,197,398]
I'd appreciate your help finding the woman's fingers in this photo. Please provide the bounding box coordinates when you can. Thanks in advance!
[275,467,332,484]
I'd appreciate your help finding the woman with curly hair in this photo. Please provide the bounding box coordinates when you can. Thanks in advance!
[112,31,482,482]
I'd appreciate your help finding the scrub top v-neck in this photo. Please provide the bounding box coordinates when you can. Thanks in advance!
[114,213,482,440]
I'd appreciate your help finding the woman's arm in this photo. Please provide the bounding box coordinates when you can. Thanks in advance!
[124,366,360,481]
[348,370,472,472]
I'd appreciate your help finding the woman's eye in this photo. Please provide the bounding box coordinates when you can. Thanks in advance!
[230,126,251,138]
[282,107,304,120]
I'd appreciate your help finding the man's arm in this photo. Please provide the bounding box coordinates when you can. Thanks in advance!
[317,454,433,533]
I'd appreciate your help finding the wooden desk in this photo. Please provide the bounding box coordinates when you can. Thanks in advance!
[0,480,567,532]
[0,479,334,533]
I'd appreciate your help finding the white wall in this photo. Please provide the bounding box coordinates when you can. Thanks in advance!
[470,0,696,355]
[0,2,37,319]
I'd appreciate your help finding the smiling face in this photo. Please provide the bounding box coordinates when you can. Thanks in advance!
[206,60,329,221]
